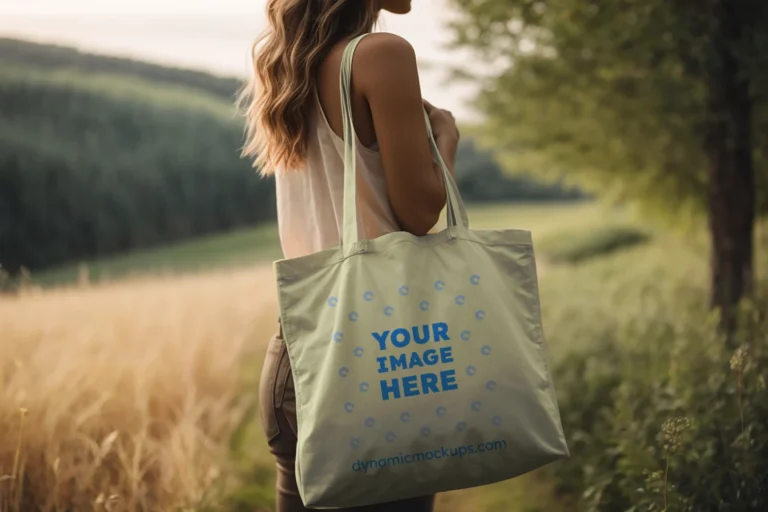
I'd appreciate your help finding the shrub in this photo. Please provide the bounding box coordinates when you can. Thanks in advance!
[539,224,651,264]
[552,282,768,511]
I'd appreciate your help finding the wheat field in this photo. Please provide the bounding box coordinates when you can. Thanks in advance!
[0,266,279,511]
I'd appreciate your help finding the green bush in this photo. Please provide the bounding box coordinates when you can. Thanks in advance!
[549,258,768,510]
[539,224,651,264]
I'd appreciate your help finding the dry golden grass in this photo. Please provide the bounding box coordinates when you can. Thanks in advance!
[0,258,566,512]
[0,266,278,511]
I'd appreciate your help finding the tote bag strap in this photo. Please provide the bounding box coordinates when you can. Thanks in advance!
[340,33,469,255]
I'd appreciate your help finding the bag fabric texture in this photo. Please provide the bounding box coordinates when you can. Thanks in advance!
[274,34,569,509]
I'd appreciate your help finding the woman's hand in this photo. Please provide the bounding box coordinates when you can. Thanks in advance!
[423,99,459,176]
[423,99,460,144]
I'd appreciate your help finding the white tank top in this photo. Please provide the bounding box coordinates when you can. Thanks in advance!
[275,92,399,259]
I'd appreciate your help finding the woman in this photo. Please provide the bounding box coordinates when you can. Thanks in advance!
[241,1,460,510]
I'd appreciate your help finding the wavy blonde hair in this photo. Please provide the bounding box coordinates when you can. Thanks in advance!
[239,0,379,175]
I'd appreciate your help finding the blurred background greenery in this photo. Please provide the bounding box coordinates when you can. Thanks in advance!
[2,1,768,511]
[0,37,583,280]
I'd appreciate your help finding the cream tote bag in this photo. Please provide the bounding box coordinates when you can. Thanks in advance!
[274,34,569,509]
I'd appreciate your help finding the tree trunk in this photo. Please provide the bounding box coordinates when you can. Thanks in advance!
[706,0,756,339]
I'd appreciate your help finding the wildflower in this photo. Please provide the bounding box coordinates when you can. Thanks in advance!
[730,345,749,372]
[661,416,691,454]
[659,416,691,510]
[646,470,663,482]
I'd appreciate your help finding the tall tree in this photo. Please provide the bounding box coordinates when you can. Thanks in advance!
[448,0,768,331]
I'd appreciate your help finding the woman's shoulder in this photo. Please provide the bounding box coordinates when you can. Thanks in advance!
[356,32,415,61]
[353,32,418,88]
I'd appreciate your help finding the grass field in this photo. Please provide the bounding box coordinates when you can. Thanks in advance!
[1,201,727,511]
[30,201,629,288]
[30,224,283,288]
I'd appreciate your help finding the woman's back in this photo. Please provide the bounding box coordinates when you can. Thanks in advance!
[276,38,400,258]
[243,28,460,255]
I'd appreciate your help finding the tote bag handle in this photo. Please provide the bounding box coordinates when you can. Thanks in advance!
[340,34,469,255]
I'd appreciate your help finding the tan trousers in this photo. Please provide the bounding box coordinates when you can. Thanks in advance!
[259,329,436,512]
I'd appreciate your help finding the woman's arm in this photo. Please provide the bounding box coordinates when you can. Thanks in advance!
[356,33,459,236]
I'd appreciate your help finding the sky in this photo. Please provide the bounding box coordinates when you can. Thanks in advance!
[0,0,481,121]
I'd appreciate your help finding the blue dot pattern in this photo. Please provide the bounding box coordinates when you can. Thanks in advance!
[335,273,504,449]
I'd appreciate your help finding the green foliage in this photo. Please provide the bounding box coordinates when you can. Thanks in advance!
[455,140,584,202]
[542,241,768,510]
[0,64,275,273]
[0,38,241,101]
[447,0,768,218]
[220,465,275,512]
[539,224,651,263]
